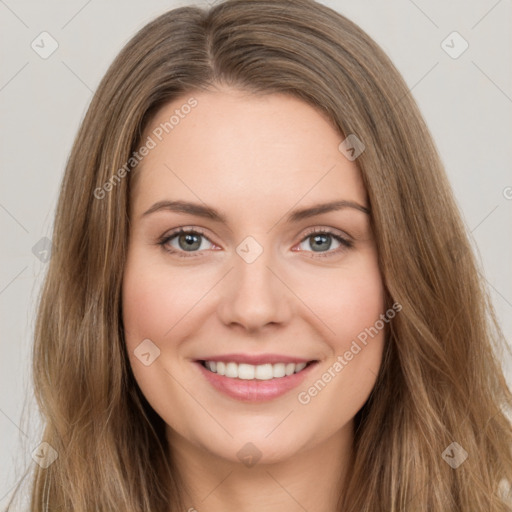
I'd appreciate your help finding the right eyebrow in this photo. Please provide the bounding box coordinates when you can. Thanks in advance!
[141,200,227,222]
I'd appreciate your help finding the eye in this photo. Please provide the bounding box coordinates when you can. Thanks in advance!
[295,228,353,257]
[158,228,215,256]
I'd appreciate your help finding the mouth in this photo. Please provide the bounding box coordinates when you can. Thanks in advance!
[194,357,319,402]
[198,360,317,380]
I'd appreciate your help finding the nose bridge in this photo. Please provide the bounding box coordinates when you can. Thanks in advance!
[218,236,291,330]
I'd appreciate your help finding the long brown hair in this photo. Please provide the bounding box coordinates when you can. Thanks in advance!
[8,0,512,510]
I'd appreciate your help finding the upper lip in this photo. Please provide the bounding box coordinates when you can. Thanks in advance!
[197,353,317,365]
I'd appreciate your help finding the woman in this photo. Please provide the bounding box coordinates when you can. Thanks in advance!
[9,0,512,510]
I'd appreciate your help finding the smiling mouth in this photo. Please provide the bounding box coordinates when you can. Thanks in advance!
[199,360,317,380]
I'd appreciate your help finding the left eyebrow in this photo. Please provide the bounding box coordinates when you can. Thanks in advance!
[286,200,370,223]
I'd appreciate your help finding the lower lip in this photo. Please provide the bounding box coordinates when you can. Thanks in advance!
[195,361,318,402]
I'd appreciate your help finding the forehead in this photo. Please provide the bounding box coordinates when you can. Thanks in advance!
[130,88,366,216]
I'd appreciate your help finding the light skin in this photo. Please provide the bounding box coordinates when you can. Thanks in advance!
[122,86,386,512]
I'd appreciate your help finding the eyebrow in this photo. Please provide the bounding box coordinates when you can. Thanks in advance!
[141,199,370,223]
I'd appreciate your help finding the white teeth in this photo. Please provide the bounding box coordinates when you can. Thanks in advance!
[255,364,273,380]
[285,362,295,376]
[225,362,238,378]
[216,361,226,376]
[273,363,286,378]
[203,360,311,380]
[295,362,307,372]
[238,363,255,380]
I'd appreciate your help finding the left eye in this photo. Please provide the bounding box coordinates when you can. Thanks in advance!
[297,231,350,253]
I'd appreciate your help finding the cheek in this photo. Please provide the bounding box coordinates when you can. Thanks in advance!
[121,253,195,419]
[336,264,385,345]
[292,254,385,349]
[290,252,385,407]
[122,252,199,347]
[295,259,386,420]
[122,272,169,347]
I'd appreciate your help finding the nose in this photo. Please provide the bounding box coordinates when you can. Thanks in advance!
[217,244,293,332]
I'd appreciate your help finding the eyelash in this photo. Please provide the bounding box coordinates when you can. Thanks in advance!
[157,226,353,259]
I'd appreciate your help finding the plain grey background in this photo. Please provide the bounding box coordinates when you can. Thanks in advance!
[1,0,511,505]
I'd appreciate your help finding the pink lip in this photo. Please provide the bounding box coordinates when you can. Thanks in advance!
[197,353,314,365]
[195,360,319,402]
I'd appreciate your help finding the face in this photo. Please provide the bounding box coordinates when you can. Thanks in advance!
[122,87,386,465]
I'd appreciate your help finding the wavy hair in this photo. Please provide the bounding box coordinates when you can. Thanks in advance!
[7,0,512,510]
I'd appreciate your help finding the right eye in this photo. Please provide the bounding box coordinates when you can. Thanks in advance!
[158,228,216,257]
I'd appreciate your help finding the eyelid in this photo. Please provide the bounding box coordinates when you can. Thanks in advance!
[299,226,352,243]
